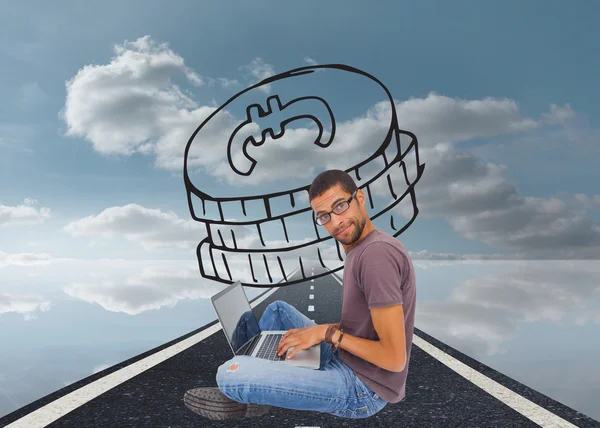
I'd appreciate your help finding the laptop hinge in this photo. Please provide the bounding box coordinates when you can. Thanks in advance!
[246,334,263,355]
[238,334,260,356]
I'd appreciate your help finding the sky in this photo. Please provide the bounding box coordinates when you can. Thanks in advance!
[0,0,599,421]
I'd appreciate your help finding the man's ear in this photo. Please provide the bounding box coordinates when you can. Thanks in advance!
[356,189,366,205]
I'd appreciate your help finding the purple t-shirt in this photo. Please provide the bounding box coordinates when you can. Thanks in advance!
[339,228,416,403]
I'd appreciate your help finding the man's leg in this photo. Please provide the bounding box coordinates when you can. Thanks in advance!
[214,301,380,417]
[185,301,382,419]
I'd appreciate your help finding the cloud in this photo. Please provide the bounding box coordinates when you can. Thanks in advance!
[60,243,334,314]
[60,37,599,258]
[393,92,541,145]
[0,199,51,227]
[61,36,210,159]
[572,193,600,210]
[541,103,599,149]
[416,261,600,357]
[409,250,519,261]
[216,77,241,89]
[60,36,540,179]
[543,103,577,125]
[0,251,53,268]
[239,57,276,93]
[63,203,206,251]
[303,57,318,66]
[194,91,545,187]
[63,265,240,315]
[375,141,600,259]
[60,35,258,172]
[0,292,52,320]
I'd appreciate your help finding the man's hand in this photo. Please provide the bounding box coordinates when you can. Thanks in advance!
[277,325,327,359]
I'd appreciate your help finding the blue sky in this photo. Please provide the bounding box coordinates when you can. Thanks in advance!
[1,0,600,420]
[1,0,599,263]
[0,0,598,316]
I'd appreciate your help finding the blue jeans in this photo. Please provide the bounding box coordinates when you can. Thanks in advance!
[216,300,388,419]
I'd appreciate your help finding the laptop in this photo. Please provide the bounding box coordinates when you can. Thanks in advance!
[211,281,321,369]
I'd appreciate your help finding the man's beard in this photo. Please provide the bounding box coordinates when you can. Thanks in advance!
[334,217,366,246]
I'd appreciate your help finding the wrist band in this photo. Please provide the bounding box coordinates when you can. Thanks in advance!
[325,325,336,344]
[330,328,344,351]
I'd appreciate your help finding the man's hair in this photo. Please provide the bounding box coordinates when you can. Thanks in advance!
[308,169,358,203]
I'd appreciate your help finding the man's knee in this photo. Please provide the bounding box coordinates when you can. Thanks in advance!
[267,300,291,312]
[216,358,242,387]
[216,358,254,403]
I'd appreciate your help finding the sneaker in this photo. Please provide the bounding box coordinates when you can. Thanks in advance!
[183,387,272,420]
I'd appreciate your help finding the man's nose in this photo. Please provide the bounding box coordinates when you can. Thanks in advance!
[333,213,344,227]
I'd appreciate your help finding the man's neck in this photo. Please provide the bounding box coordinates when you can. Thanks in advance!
[343,222,376,252]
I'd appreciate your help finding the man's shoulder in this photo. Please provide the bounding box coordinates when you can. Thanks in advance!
[359,229,408,255]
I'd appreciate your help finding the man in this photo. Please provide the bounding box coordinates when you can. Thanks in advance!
[184,169,416,421]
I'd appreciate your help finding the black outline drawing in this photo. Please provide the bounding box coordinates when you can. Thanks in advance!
[228,95,335,176]
[183,64,425,288]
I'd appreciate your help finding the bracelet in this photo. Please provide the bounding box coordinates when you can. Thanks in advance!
[325,325,336,344]
[331,328,344,351]
[334,330,344,349]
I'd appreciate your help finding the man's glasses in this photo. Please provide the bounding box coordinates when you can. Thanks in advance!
[314,191,357,226]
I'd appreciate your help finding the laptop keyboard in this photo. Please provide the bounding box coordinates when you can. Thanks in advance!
[256,334,286,361]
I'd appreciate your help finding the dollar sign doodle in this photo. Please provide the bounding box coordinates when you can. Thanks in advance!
[227,94,336,176]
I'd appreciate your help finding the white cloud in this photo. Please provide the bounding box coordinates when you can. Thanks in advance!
[63,203,205,251]
[215,77,241,89]
[416,261,600,357]
[394,92,540,144]
[383,142,600,258]
[541,103,599,149]
[239,57,275,93]
[63,266,233,315]
[409,250,519,261]
[0,252,53,268]
[59,37,600,259]
[543,103,577,125]
[61,35,213,165]
[0,199,51,227]
[59,36,540,179]
[60,35,256,172]
[303,57,318,66]
[572,193,600,210]
[0,292,52,320]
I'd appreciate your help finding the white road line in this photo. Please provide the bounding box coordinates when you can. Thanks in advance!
[308,305,314,312]
[310,286,314,290]
[326,266,577,428]
[413,336,577,428]
[4,286,282,428]
[309,294,314,299]
[330,272,343,286]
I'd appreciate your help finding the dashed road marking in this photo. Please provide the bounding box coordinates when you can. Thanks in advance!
[309,294,314,299]
[308,305,314,312]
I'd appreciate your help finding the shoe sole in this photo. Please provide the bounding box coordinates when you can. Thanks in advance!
[183,388,271,420]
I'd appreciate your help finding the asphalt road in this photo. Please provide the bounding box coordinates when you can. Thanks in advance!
[1,263,598,427]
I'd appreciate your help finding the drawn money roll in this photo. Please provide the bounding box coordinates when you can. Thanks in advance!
[183,64,424,287]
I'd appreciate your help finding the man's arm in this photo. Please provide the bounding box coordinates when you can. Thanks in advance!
[321,305,406,372]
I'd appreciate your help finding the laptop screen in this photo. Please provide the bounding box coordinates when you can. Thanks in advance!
[212,283,262,354]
